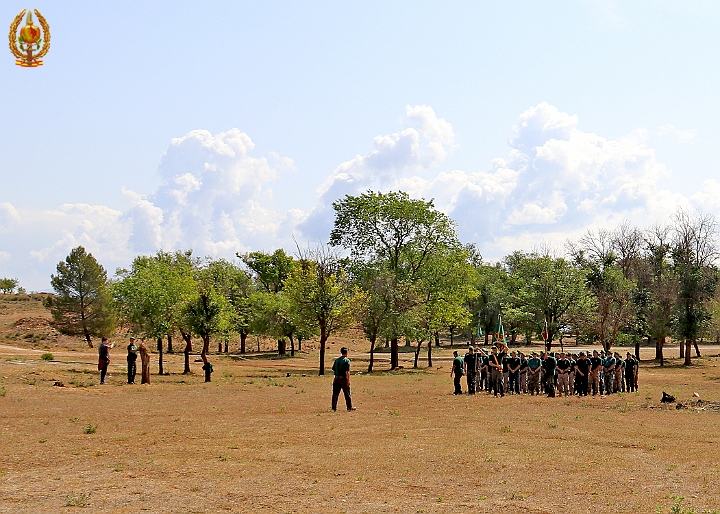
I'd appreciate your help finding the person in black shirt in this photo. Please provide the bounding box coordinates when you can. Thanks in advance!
[556,352,571,397]
[507,351,521,394]
[575,352,590,396]
[126,337,138,385]
[488,347,504,397]
[463,347,478,395]
[624,352,638,392]
[542,352,557,398]
[589,350,602,396]
[519,352,529,394]
[98,337,114,385]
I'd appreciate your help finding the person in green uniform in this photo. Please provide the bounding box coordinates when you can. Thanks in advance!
[332,347,355,410]
[603,352,616,394]
[451,350,464,395]
[527,352,542,395]
[126,337,138,385]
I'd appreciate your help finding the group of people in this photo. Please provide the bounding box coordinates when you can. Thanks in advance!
[451,344,639,398]
[97,337,140,384]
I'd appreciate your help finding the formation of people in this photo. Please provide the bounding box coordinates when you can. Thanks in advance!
[451,344,639,398]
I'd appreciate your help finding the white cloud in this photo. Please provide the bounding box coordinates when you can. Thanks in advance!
[659,123,697,143]
[0,202,20,232]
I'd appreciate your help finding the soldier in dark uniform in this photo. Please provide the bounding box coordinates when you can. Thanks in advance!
[625,352,638,392]
[519,352,529,394]
[589,350,602,396]
[542,351,557,397]
[450,350,464,395]
[507,351,521,394]
[463,347,478,395]
[603,351,616,394]
[478,349,489,392]
[489,347,504,397]
[331,347,355,410]
[556,352,571,397]
[574,352,590,396]
[126,337,138,385]
[527,352,542,395]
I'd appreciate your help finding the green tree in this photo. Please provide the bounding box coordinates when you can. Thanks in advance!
[284,246,357,375]
[0,278,18,294]
[113,251,196,374]
[330,190,461,369]
[505,251,587,352]
[240,249,294,293]
[44,246,115,348]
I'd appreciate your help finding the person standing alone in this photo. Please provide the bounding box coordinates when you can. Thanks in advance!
[451,350,464,395]
[98,337,114,385]
[126,337,138,384]
[332,347,355,411]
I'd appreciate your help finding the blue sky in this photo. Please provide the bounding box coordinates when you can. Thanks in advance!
[2,1,720,290]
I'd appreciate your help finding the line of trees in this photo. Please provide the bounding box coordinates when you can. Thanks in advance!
[43,191,720,378]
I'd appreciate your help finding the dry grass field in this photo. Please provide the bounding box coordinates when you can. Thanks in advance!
[1,294,720,513]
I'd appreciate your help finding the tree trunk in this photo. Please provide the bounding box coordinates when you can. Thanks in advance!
[428,333,436,368]
[390,337,399,370]
[694,340,701,357]
[218,340,223,353]
[297,335,302,351]
[240,330,247,354]
[290,334,295,357]
[680,339,685,359]
[278,339,286,355]
[470,334,476,346]
[545,339,551,353]
[404,338,411,347]
[157,337,164,375]
[318,324,327,376]
[167,334,173,353]
[201,335,210,364]
[139,344,150,384]
[368,332,377,373]
[84,332,93,348]
[181,331,192,374]
[511,332,517,346]
[413,341,422,368]
[635,339,640,360]
[654,336,663,360]
[684,338,692,366]
[224,339,229,353]
[449,327,454,346]
[484,332,489,346]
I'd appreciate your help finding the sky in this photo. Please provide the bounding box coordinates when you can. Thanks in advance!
[2,1,720,291]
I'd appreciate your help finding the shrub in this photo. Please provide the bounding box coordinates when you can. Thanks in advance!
[41,353,53,361]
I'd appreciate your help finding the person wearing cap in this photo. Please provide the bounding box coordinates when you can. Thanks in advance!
[568,353,577,395]
[518,352,529,394]
[499,346,510,394]
[589,350,602,396]
[603,351,616,394]
[488,347,504,397]
[331,347,355,410]
[541,351,557,397]
[624,352,637,392]
[463,346,478,395]
[478,349,489,392]
[574,352,590,396]
[451,350,464,395]
[507,351,521,395]
[556,352,571,397]
[527,352,542,395]
[126,337,138,385]
[613,352,624,392]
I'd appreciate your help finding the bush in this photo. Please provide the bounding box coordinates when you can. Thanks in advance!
[41,353,53,361]
[83,423,97,434]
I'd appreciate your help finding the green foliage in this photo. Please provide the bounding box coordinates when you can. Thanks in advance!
[0,277,18,293]
[44,246,115,347]
[40,353,53,361]
[64,492,90,507]
[240,249,294,293]
[83,423,97,434]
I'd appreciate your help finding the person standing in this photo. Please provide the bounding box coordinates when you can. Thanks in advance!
[556,353,571,397]
[451,350,464,395]
[464,346,478,395]
[489,347,504,397]
[98,337,114,385]
[613,352,624,392]
[519,352,529,394]
[603,351,616,394]
[507,351,521,395]
[478,349,489,392]
[126,337,138,385]
[589,350,602,396]
[527,352,542,395]
[332,347,355,410]
[624,352,638,392]
[542,351,557,398]
[574,352,590,396]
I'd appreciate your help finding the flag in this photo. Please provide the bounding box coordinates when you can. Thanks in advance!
[477,324,483,339]
[493,315,505,344]
[542,318,549,342]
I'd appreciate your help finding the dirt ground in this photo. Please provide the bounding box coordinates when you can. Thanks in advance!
[1,295,720,513]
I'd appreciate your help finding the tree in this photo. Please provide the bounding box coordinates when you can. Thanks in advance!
[182,263,232,381]
[505,251,587,352]
[0,278,18,294]
[113,251,196,375]
[240,249,294,293]
[284,246,356,375]
[671,210,719,365]
[204,258,253,353]
[44,246,115,347]
[330,190,461,369]
[349,262,391,372]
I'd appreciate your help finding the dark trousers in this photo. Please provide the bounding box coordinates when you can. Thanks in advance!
[545,372,555,397]
[491,369,504,396]
[576,374,588,396]
[508,371,520,394]
[332,377,353,410]
[466,372,476,394]
[453,374,462,395]
[625,375,635,392]
[100,360,109,384]
[127,360,137,384]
